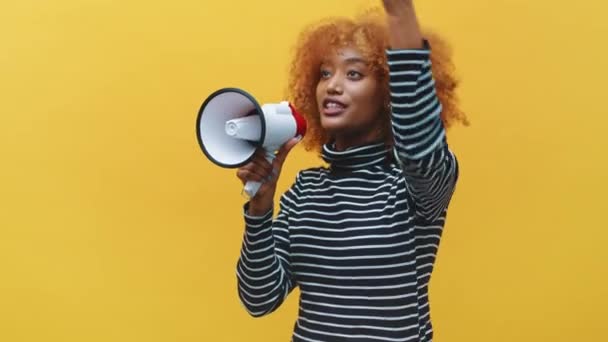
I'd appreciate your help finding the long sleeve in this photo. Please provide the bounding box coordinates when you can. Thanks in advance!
[236,178,299,317]
[387,41,459,224]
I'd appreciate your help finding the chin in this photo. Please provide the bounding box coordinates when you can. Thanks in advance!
[320,120,347,135]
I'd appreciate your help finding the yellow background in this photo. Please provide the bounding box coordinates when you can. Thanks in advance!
[1,0,607,341]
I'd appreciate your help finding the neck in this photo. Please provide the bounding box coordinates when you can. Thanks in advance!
[334,140,371,151]
[332,128,389,151]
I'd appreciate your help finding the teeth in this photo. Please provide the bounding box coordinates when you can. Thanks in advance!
[325,101,344,109]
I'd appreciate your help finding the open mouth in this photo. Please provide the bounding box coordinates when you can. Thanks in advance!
[322,99,347,116]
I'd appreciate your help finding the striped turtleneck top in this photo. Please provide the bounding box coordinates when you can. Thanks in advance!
[236,43,459,342]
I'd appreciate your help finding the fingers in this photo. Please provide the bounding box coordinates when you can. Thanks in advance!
[236,137,302,186]
[236,167,267,184]
[236,149,274,184]
[251,149,273,174]
[274,137,301,167]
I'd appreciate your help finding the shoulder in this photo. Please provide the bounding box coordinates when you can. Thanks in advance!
[280,167,328,201]
[294,166,330,184]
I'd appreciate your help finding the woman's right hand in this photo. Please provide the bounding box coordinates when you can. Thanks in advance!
[236,137,301,216]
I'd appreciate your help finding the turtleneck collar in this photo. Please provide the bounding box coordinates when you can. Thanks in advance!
[321,142,393,170]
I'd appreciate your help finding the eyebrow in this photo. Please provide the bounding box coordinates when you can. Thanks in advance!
[344,57,368,64]
[320,57,369,67]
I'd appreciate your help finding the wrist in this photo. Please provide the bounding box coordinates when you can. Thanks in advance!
[386,5,423,49]
[247,200,273,217]
[385,1,415,18]
[385,8,415,23]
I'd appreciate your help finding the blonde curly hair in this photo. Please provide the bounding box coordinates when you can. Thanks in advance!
[286,8,469,152]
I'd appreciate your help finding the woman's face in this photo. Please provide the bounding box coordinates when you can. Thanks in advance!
[315,45,385,150]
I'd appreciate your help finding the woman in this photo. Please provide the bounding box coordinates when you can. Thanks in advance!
[235,1,467,340]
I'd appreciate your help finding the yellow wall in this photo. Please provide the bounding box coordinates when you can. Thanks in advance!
[1,0,607,341]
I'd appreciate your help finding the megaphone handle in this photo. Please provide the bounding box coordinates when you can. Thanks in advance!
[243,150,276,199]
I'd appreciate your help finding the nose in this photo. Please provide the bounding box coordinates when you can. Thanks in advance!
[326,74,343,94]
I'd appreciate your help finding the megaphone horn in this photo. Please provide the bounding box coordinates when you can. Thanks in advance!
[196,87,306,199]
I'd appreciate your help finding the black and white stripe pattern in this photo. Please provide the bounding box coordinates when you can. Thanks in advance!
[237,42,459,342]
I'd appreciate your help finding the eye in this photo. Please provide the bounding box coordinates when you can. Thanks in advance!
[320,69,332,79]
[347,70,363,79]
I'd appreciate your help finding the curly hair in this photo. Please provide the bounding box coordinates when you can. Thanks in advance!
[286,8,469,152]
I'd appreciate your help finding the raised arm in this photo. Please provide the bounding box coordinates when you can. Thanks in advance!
[382,0,459,224]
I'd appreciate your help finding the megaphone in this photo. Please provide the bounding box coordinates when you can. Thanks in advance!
[196,87,307,198]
